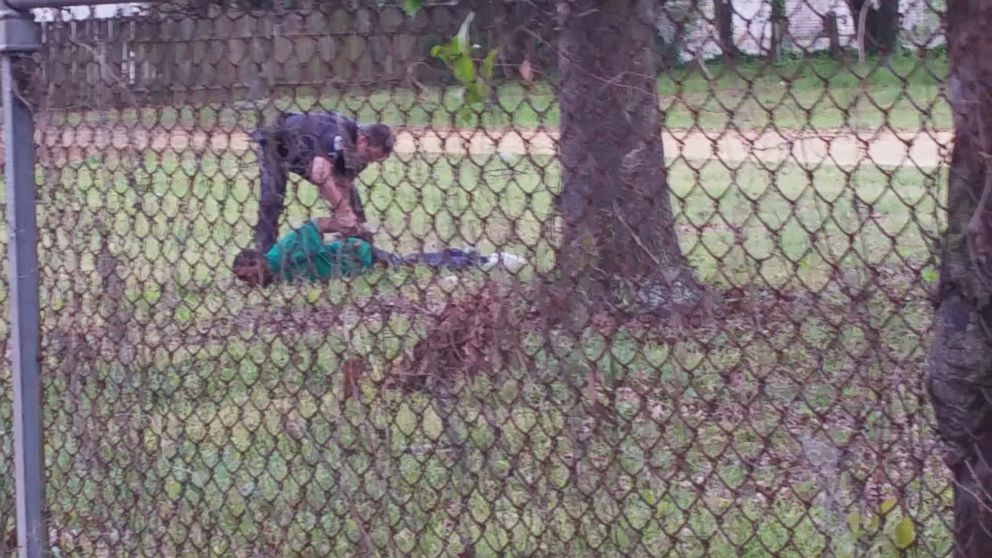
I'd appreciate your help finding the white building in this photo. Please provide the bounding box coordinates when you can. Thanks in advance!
[32,3,141,22]
[682,0,943,59]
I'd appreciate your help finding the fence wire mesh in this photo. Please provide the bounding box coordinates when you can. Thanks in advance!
[0,0,957,556]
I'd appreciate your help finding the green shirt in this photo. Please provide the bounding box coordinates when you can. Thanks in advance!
[266,221,373,283]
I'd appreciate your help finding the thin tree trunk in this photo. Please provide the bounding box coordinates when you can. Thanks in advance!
[847,0,901,58]
[770,0,786,62]
[927,3,992,557]
[547,0,703,326]
[824,12,842,59]
[715,0,737,60]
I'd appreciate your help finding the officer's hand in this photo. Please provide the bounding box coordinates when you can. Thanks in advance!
[348,223,375,244]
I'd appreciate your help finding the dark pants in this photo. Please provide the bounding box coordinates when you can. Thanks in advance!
[255,138,291,252]
[373,247,485,271]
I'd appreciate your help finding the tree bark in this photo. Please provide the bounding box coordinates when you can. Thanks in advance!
[927,3,992,557]
[824,12,842,59]
[548,0,703,325]
[769,0,786,62]
[847,0,901,58]
[714,0,737,60]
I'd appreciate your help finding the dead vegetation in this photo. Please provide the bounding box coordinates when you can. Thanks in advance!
[394,281,534,392]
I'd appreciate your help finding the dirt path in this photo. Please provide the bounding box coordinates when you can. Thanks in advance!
[37,125,954,169]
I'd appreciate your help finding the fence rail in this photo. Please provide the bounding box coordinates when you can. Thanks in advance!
[36,3,547,108]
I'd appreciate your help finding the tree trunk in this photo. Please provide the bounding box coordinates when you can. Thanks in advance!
[770,0,786,61]
[927,3,992,557]
[847,0,900,57]
[824,12,842,59]
[548,0,703,325]
[715,0,737,60]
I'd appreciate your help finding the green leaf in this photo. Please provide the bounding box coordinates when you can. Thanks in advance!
[464,80,487,105]
[401,0,422,15]
[431,41,459,65]
[464,88,480,106]
[879,497,898,516]
[456,11,475,58]
[922,267,939,283]
[481,48,499,80]
[893,516,916,549]
[868,514,880,533]
[475,77,491,100]
[453,55,475,84]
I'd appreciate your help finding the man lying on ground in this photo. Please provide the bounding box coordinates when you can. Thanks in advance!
[232,217,527,287]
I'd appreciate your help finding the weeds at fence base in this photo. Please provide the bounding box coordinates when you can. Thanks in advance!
[392,279,814,395]
[394,281,532,392]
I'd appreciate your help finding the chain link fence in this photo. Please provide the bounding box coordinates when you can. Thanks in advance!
[0,0,957,556]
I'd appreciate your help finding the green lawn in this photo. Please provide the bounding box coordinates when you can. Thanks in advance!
[31,148,947,299]
[48,51,951,133]
[0,142,953,556]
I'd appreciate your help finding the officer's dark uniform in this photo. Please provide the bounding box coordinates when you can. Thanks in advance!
[251,111,369,251]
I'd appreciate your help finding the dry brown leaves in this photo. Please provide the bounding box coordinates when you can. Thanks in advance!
[394,282,530,391]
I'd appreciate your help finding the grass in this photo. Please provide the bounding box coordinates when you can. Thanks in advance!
[0,46,955,558]
[46,50,951,133]
[44,147,949,291]
[0,140,954,556]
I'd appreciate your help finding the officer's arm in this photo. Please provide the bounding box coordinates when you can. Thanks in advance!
[310,158,373,242]
[310,156,359,226]
[314,216,352,234]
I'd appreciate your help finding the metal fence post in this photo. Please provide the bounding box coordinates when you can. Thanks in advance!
[0,4,43,558]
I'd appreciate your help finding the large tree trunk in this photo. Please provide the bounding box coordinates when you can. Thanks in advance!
[548,0,703,325]
[927,3,992,557]
[847,0,901,57]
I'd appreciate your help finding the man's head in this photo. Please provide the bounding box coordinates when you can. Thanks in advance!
[357,123,394,163]
[233,249,273,287]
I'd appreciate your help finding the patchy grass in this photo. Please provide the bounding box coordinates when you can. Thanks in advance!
[35,274,951,557]
[0,141,952,556]
[33,148,946,303]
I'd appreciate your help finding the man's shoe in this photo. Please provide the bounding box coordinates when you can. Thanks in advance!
[481,252,528,273]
